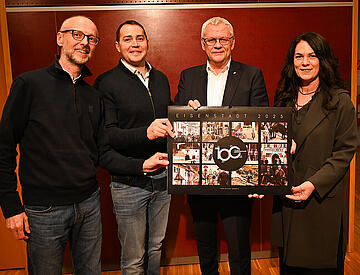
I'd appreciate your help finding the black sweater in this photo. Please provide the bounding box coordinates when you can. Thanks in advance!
[0,58,144,218]
[94,61,171,185]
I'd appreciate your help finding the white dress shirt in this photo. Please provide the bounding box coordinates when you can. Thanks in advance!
[206,59,231,106]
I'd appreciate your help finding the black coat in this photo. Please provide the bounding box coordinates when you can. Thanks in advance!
[271,89,358,268]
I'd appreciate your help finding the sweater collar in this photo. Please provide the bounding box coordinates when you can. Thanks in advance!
[117,59,153,77]
[120,58,152,75]
[48,55,92,81]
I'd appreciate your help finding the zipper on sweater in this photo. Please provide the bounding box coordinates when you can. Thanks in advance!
[73,84,78,113]
[146,87,156,119]
[133,67,156,119]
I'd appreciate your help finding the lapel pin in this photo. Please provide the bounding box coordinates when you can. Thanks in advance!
[233,71,237,75]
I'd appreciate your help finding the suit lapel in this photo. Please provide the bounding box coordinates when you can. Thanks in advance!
[194,65,208,106]
[222,61,241,106]
[295,92,328,150]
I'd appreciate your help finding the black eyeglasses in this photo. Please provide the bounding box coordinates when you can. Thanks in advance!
[202,37,233,46]
[60,30,100,46]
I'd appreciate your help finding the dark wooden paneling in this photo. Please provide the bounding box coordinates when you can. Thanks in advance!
[97,168,121,269]
[6,5,352,268]
[5,0,352,7]
[0,1,27,269]
[7,12,56,78]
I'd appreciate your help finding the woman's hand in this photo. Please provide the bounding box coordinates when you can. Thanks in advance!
[290,139,296,154]
[286,181,315,202]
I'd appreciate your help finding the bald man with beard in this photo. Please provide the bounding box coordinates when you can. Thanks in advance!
[0,16,168,275]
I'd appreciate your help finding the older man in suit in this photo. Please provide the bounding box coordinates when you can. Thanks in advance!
[174,17,269,275]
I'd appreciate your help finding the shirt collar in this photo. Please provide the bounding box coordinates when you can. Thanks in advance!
[206,58,231,75]
[54,55,90,83]
[62,68,82,84]
[121,58,152,75]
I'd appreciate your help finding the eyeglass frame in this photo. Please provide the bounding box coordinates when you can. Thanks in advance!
[60,29,100,46]
[202,36,234,46]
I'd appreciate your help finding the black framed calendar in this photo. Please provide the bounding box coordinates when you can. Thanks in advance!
[167,106,293,195]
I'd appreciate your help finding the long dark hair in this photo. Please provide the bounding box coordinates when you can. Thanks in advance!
[274,32,346,108]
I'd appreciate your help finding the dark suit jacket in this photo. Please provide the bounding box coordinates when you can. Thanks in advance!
[174,60,269,206]
[174,60,269,107]
[271,89,358,269]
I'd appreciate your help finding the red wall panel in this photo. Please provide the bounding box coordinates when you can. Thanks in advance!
[7,12,57,77]
[5,0,352,7]
[6,4,352,268]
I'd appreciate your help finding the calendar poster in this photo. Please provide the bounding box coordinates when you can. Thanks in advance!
[168,106,293,195]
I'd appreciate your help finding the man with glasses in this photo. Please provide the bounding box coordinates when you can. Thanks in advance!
[94,20,173,275]
[175,17,269,275]
[0,16,168,274]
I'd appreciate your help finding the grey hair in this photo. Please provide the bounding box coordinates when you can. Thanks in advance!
[201,17,234,38]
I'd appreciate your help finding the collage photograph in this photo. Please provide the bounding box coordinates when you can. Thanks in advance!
[231,165,259,186]
[201,165,230,186]
[232,121,258,142]
[260,122,288,143]
[172,164,200,185]
[260,165,288,186]
[202,122,229,142]
[173,143,200,164]
[173,121,201,142]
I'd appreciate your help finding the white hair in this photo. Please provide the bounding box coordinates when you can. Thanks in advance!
[201,17,234,38]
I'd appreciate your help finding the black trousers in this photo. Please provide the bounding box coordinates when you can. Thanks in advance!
[188,195,253,275]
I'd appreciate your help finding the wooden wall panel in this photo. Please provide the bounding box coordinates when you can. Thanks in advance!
[5,4,353,268]
[0,0,26,270]
[7,12,57,78]
[7,7,353,102]
[5,0,352,7]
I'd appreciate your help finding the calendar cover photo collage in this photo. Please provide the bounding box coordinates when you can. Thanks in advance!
[168,107,292,195]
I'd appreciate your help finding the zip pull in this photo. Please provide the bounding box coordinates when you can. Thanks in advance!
[146,87,156,120]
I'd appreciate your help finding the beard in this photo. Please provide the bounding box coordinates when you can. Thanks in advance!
[63,47,91,66]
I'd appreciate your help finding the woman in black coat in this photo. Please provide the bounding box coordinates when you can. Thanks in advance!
[271,32,358,274]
